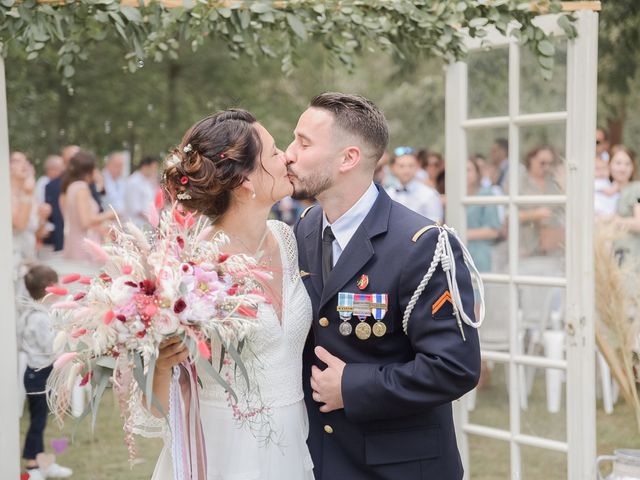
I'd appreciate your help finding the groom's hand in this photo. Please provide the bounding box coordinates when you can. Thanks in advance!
[311,346,345,413]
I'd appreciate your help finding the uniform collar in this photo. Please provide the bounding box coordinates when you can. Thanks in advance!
[322,182,378,252]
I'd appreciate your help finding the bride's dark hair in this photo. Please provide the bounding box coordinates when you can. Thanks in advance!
[163,109,263,219]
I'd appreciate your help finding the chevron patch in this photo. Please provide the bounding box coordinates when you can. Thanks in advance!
[432,290,453,315]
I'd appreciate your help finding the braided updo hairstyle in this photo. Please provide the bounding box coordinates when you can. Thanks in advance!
[163,109,263,219]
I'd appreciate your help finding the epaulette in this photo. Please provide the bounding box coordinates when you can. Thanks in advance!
[412,224,440,243]
[300,204,316,219]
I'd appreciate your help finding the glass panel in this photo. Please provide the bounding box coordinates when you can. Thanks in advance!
[467,127,510,195]
[516,282,567,438]
[467,47,509,119]
[464,204,508,275]
[468,435,510,480]
[520,41,568,115]
[521,445,567,480]
[517,205,565,275]
[518,124,567,196]
[468,361,510,431]
[480,282,510,351]
[520,363,568,443]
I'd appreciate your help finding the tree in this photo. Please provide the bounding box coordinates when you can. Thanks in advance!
[597,0,640,145]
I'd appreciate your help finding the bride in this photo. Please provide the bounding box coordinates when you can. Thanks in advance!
[135,109,314,480]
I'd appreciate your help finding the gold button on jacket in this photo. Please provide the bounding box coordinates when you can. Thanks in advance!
[323,425,334,434]
[319,317,329,327]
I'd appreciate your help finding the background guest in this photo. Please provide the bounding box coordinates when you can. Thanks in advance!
[60,151,115,263]
[43,145,80,252]
[124,155,159,227]
[102,151,127,216]
[386,147,443,222]
[466,157,501,273]
[18,265,73,480]
[519,146,564,258]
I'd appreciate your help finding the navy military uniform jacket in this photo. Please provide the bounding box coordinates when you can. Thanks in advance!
[295,187,481,480]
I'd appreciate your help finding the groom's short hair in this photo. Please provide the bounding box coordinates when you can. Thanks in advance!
[310,92,389,166]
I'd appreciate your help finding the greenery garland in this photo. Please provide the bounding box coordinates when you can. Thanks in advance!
[0,0,576,88]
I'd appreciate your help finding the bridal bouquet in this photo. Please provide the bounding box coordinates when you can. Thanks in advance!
[45,192,270,470]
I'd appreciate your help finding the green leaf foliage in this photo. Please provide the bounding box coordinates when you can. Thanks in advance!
[0,0,574,89]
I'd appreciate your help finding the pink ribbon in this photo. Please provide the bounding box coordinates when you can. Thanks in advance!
[170,362,207,480]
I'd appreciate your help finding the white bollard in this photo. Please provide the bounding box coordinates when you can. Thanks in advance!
[543,330,565,413]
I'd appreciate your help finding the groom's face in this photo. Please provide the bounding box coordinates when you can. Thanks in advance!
[285,108,338,200]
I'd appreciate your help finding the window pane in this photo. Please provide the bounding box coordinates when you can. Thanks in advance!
[518,124,567,196]
[521,445,567,480]
[520,41,567,115]
[468,435,510,480]
[467,127,510,195]
[518,205,565,274]
[468,361,511,432]
[468,47,509,119]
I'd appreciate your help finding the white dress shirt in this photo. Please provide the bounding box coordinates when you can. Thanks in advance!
[322,182,379,266]
[35,175,51,205]
[103,169,127,215]
[124,171,157,227]
[386,179,443,223]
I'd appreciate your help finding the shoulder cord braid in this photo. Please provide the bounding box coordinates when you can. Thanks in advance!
[402,225,485,340]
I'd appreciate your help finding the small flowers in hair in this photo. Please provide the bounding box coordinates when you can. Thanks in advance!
[165,154,180,168]
[219,153,226,159]
[183,144,193,153]
[176,191,192,201]
[180,176,189,185]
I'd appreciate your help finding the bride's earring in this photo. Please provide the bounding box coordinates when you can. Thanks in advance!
[251,191,256,200]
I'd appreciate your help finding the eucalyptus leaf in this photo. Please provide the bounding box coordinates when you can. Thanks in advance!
[537,39,555,57]
[145,354,157,411]
[225,342,250,389]
[249,2,270,14]
[286,13,307,41]
[197,356,237,403]
[91,371,110,432]
[120,6,142,23]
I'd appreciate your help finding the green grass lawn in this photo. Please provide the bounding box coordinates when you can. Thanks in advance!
[19,370,640,479]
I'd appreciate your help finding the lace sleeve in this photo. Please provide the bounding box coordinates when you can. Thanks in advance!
[267,220,299,285]
[129,383,169,439]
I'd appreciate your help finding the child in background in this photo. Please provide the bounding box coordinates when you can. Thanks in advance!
[19,265,73,480]
[594,155,618,219]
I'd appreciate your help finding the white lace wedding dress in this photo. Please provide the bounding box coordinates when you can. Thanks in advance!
[134,220,314,480]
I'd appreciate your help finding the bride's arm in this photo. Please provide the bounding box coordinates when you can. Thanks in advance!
[145,336,189,417]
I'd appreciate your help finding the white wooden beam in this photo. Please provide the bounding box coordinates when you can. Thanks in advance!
[565,10,598,480]
[0,56,21,480]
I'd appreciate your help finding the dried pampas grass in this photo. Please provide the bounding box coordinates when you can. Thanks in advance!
[594,221,640,431]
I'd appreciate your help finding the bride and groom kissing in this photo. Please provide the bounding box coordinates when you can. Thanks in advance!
[147,92,481,480]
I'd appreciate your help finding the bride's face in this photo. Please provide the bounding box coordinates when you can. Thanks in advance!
[247,123,293,203]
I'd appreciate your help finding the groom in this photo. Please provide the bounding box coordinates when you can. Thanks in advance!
[287,92,481,480]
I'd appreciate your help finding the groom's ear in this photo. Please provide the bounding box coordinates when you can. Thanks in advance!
[338,146,362,173]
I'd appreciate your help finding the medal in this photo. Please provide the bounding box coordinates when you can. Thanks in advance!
[353,293,372,340]
[370,293,388,338]
[355,321,372,340]
[339,322,353,336]
[337,292,355,336]
[372,321,387,337]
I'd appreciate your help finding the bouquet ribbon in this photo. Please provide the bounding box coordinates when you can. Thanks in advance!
[170,361,207,480]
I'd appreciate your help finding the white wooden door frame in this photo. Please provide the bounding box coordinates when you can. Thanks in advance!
[0,55,22,479]
[448,10,598,480]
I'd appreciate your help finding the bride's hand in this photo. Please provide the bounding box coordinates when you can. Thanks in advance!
[156,336,189,373]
